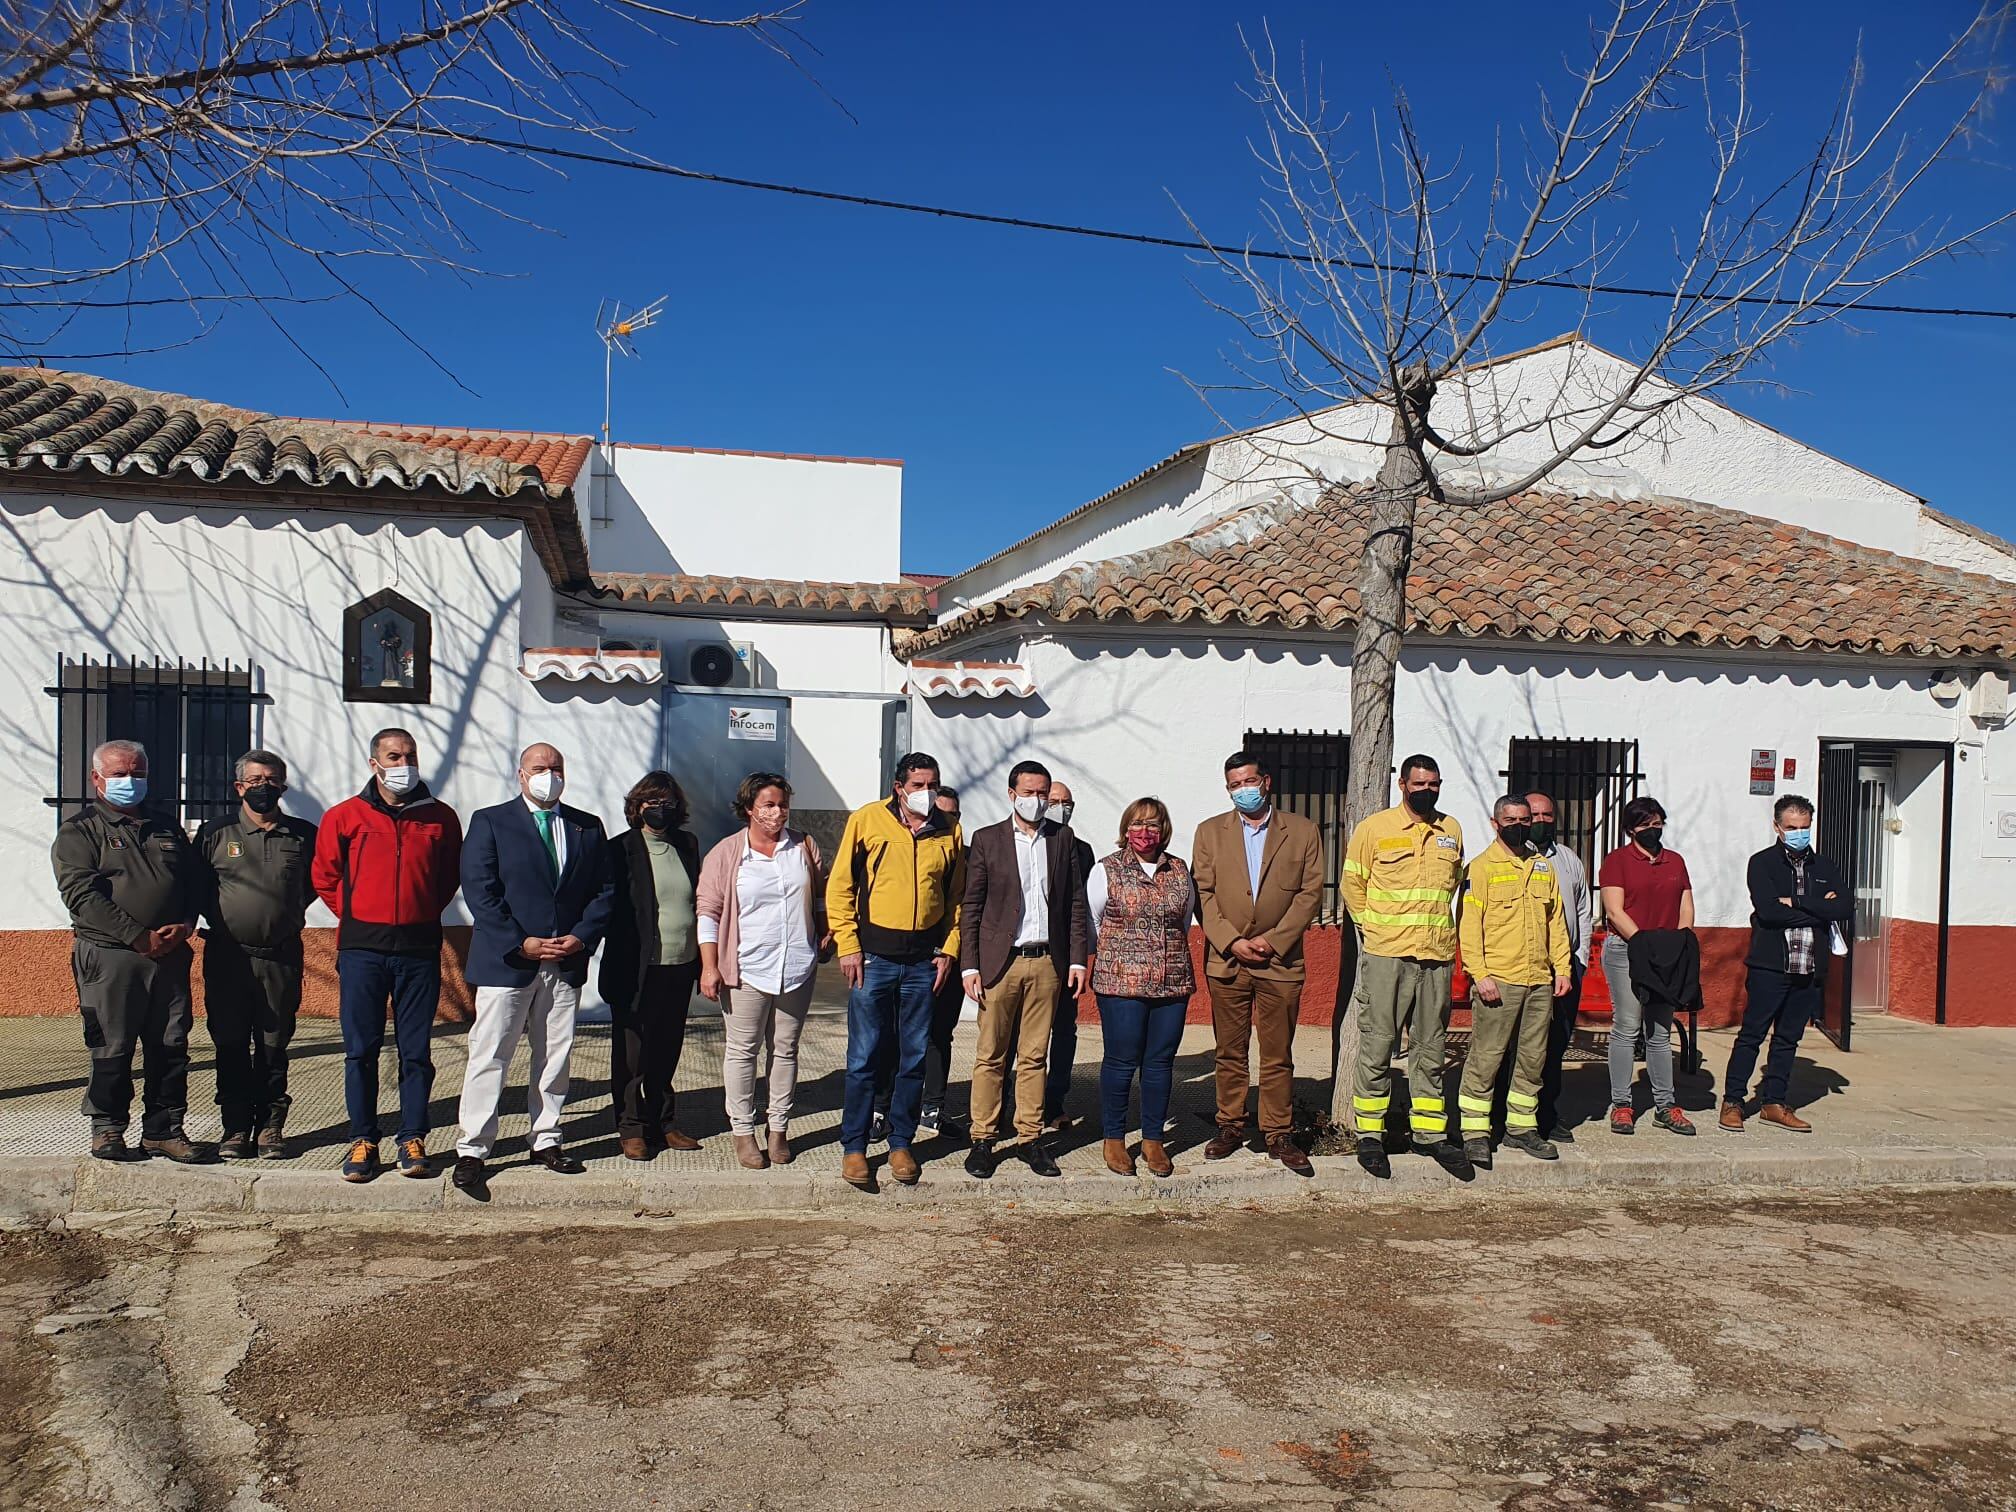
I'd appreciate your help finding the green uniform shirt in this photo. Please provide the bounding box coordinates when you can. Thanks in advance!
[51,801,201,950]
[197,810,318,957]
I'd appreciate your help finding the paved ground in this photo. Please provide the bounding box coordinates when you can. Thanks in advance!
[5,1189,2016,1510]
[2,969,2013,1211]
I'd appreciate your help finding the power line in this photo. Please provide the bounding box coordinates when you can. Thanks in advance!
[382,115,2016,323]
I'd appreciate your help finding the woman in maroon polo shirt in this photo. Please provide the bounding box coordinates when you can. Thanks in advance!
[1598,797,1697,1137]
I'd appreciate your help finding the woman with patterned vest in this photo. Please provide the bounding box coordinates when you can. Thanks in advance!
[1088,796,1200,1177]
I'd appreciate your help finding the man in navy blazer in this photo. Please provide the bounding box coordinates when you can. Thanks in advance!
[451,743,613,1193]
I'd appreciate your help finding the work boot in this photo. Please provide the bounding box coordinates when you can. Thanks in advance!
[1420,1140,1474,1179]
[90,1130,139,1162]
[1548,1126,1576,1145]
[733,1133,769,1171]
[1759,1102,1813,1133]
[1653,1107,1697,1137]
[1103,1138,1136,1176]
[217,1129,256,1161]
[887,1146,921,1185]
[141,1133,208,1164]
[768,1128,793,1165]
[1719,1101,1747,1133]
[1463,1136,1494,1170]
[1503,1130,1559,1161]
[256,1112,289,1160]
[1203,1126,1244,1161]
[1356,1137,1391,1180]
[1139,1140,1174,1178]
[840,1152,874,1190]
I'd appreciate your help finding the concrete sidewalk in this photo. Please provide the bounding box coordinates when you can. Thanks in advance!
[1,968,2011,1219]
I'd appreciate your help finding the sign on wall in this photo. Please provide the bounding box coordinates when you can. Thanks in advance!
[728,705,779,742]
[1749,749,1777,796]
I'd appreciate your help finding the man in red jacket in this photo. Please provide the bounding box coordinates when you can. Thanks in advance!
[311,727,462,1182]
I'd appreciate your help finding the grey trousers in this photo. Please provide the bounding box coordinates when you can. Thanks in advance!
[1604,933,1675,1110]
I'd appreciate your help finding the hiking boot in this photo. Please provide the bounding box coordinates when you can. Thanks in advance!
[217,1130,256,1161]
[1420,1140,1474,1179]
[1139,1140,1174,1178]
[395,1137,431,1176]
[1356,1137,1391,1180]
[340,1139,379,1182]
[256,1116,289,1160]
[1503,1130,1560,1161]
[840,1151,873,1190]
[1759,1102,1812,1133]
[141,1133,207,1164]
[90,1130,139,1162]
[1609,1105,1637,1136]
[1463,1136,1494,1170]
[887,1146,921,1185]
[1654,1107,1698,1137]
[1719,1101,1747,1133]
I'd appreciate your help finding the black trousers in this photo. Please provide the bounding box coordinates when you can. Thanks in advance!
[611,960,697,1136]
[74,939,192,1138]
[203,944,302,1132]
[875,974,964,1118]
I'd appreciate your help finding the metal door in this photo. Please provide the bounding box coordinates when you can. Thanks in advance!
[1815,743,1857,1048]
[661,692,792,852]
[1850,759,1896,1015]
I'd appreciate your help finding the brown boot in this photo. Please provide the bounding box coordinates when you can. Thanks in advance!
[886,1147,921,1185]
[1759,1102,1812,1133]
[840,1151,874,1189]
[1719,1101,1746,1133]
[1103,1138,1136,1176]
[768,1128,793,1165]
[660,1126,702,1152]
[619,1134,653,1162]
[733,1133,769,1170]
[1140,1140,1174,1178]
[1203,1126,1244,1161]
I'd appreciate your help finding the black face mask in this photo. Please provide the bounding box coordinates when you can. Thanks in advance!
[1635,828,1664,854]
[242,785,282,815]
[1497,823,1532,851]
[640,804,672,831]
[1528,820,1556,849]
[1404,789,1439,818]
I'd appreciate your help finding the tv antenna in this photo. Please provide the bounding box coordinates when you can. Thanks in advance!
[594,295,667,446]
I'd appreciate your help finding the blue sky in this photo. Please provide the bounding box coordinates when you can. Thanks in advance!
[33,1,2016,575]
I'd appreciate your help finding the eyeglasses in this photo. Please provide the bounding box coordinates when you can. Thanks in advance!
[239,780,288,793]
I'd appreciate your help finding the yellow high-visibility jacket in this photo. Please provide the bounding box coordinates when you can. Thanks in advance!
[825,797,964,962]
[1457,839,1571,987]
[1342,804,1464,961]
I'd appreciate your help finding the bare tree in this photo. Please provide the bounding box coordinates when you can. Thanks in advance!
[1181,0,2012,1116]
[0,0,810,373]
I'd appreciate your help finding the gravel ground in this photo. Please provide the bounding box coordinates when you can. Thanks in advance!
[4,1188,2015,1509]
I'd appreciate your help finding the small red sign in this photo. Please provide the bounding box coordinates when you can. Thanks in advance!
[1783,757,1797,779]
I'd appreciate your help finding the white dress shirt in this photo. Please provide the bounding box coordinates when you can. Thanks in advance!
[698,832,817,996]
[1012,822,1051,948]
[524,794,567,873]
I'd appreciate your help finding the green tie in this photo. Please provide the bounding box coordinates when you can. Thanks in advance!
[534,808,559,881]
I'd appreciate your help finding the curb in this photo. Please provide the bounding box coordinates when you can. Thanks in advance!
[6,1145,2014,1223]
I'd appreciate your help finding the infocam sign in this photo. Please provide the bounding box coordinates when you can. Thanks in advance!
[728,706,779,742]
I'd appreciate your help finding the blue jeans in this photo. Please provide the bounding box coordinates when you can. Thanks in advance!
[337,948,440,1142]
[1724,967,1819,1107]
[1096,994,1188,1141]
[842,954,936,1153]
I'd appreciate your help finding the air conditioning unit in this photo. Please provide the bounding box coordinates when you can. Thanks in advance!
[686,639,756,688]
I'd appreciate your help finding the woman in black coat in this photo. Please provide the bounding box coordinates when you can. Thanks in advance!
[598,770,701,1159]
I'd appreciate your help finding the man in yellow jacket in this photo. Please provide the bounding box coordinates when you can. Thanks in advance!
[1341,754,1467,1180]
[1456,795,1572,1167]
[826,752,964,1190]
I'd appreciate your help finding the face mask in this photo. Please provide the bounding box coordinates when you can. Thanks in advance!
[242,785,281,815]
[640,804,672,831]
[1126,827,1162,855]
[102,774,146,808]
[1529,820,1556,849]
[1635,828,1664,854]
[527,770,564,805]
[1497,822,1532,851]
[903,788,934,817]
[1046,802,1074,827]
[377,764,417,796]
[1013,795,1046,824]
[1782,828,1813,852]
[1230,784,1267,815]
[1404,789,1438,818]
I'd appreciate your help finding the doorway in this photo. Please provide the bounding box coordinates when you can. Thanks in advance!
[1849,755,1896,1016]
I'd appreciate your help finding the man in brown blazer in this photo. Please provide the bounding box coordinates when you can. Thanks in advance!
[959,760,1090,1179]
[1193,750,1325,1174]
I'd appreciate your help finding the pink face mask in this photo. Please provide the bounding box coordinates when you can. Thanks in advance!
[1126,828,1162,854]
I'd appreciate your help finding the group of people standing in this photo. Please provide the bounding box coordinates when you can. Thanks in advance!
[52,730,1849,1186]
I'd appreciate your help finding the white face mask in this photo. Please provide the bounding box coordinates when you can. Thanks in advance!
[1013,794,1045,823]
[377,763,418,795]
[527,769,564,804]
[1045,801,1074,827]
[903,788,934,817]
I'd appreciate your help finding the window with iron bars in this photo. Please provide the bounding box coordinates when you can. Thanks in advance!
[45,657,267,829]
[1500,737,1642,881]
[1242,728,1350,923]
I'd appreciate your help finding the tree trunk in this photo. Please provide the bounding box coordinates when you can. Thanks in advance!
[1328,395,1433,1124]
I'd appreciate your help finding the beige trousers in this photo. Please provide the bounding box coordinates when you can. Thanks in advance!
[968,954,1059,1142]
[721,979,816,1135]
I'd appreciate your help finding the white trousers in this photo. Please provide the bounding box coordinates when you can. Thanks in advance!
[456,965,579,1158]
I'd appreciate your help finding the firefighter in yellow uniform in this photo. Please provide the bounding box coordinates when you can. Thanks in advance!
[1341,754,1466,1180]
[1456,794,1572,1167]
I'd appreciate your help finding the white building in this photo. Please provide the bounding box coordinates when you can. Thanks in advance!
[0,367,924,1018]
[905,338,2016,1039]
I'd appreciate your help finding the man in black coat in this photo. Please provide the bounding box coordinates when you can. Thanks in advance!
[1721,794,1854,1134]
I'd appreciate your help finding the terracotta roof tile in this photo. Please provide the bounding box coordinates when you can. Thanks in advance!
[900,483,2016,662]
[591,572,929,624]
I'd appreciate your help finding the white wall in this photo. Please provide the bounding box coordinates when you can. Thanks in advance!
[911,627,2016,930]
[586,446,903,582]
[1917,513,2016,583]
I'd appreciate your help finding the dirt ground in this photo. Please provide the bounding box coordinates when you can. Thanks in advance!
[3,1190,2014,1511]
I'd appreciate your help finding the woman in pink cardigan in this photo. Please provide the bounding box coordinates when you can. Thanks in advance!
[696,772,830,1169]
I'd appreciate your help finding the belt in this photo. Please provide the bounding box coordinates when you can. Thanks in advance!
[1012,943,1051,958]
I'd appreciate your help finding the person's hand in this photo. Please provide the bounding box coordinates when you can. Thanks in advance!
[1476,976,1503,1006]
[521,935,547,960]
[932,954,953,993]
[1246,935,1275,959]
[839,952,864,988]
[1778,897,1794,908]
[1554,973,1572,998]
[1229,938,1266,965]
[816,932,835,963]
[150,924,187,955]
[1067,965,1088,994]
[549,935,585,958]
[699,966,722,1002]
[963,972,984,1005]
[132,929,162,959]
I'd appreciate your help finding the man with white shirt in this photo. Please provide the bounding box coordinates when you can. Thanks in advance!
[958,761,1089,1179]
[450,743,614,1198]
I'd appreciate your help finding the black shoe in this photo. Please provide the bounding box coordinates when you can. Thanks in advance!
[529,1146,585,1175]
[1023,1140,1060,1178]
[1421,1140,1475,1180]
[964,1140,998,1180]
[1547,1126,1576,1145]
[217,1130,256,1161]
[1356,1137,1391,1180]
[1462,1136,1493,1170]
[451,1156,489,1198]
